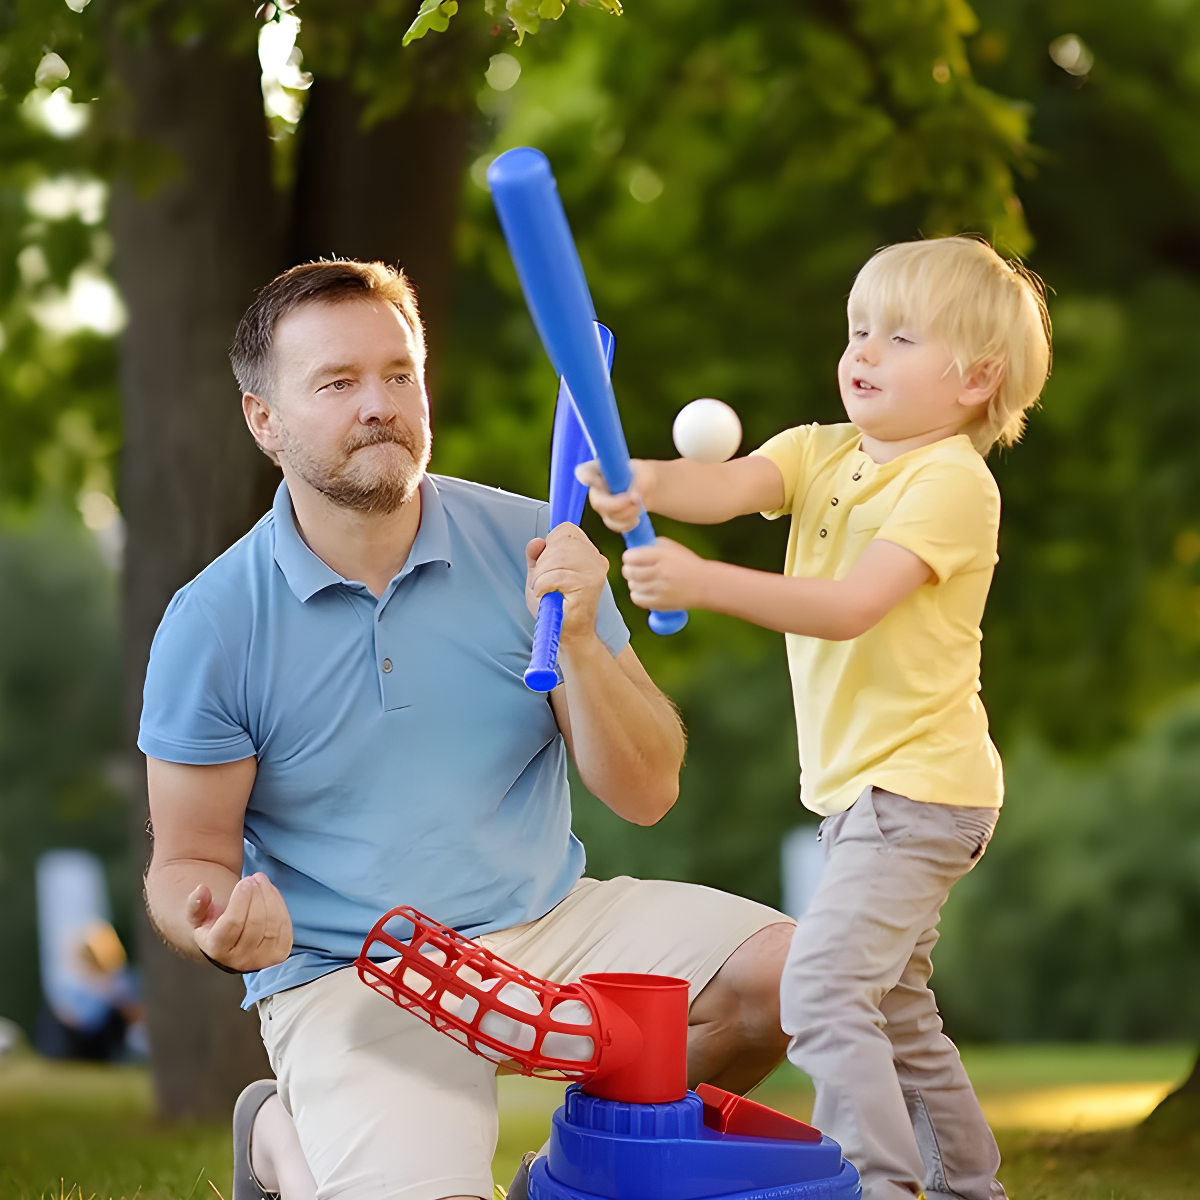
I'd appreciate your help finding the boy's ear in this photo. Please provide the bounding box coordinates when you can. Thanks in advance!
[959,358,1004,411]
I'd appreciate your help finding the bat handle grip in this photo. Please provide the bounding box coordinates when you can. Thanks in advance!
[648,608,689,635]
[525,591,565,692]
[623,512,689,636]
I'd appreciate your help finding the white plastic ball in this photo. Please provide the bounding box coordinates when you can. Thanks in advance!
[548,999,592,1025]
[542,998,595,1062]
[479,981,540,1051]
[542,1031,595,1061]
[451,973,497,1024]
[672,399,742,464]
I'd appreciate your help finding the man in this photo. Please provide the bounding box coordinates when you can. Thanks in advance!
[140,260,794,1200]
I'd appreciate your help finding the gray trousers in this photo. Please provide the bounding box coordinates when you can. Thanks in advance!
[781,787,1005,1200]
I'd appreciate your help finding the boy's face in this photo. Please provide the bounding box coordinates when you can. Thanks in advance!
[837,306,988,444]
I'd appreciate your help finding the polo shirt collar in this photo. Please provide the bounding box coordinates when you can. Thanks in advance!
[271,474,452,603]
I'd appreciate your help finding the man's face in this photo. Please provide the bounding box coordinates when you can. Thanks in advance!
[837,305,973,443]
[263,298,431,514]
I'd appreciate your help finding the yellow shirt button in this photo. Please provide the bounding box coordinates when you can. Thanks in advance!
[819,529,828,538]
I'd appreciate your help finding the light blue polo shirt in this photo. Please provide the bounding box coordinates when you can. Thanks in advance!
[138,475,629,1007]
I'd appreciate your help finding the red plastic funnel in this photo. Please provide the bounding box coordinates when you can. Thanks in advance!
[579,973,689,1104]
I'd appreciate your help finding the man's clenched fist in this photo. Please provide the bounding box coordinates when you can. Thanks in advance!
[187,871,292,972]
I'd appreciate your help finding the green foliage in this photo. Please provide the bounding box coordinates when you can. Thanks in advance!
[298,0,496,123]
[569,609,800,906]
[0,0,124,507]
[0,512,126,1036]
[962,0,1200,750]
[936,693,1200,1041]
[404,0,461,47]
[443,0,1033,497]
[403,0,622,48]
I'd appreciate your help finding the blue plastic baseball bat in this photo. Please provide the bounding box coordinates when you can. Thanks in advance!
[487,147,688,638]
[523,328,613,692]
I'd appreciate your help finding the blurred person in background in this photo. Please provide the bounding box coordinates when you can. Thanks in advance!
[36,849,146,1062]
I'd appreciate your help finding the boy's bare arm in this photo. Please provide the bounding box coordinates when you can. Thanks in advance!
[621,537,933,640]
[144,756,293,971]
[578,455,785,530]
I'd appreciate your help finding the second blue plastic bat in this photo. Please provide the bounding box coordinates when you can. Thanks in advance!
[524,327,614,692]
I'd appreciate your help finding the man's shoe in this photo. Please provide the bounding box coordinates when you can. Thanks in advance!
[505,1150,538,1200]
[233,1079,281,1200]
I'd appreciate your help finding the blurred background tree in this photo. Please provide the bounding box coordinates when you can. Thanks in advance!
[5,0,1200,1121]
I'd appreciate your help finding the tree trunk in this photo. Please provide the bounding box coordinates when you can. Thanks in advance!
[110,18,472,1122]
[1141,1050,1200,1141]
[110,14,282,1120]
[287,78,469,398]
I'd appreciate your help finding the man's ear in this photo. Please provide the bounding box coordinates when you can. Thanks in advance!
[243,392,282,464]
[959,358,1004,411]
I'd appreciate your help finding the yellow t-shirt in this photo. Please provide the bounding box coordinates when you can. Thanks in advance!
[753,423,1003,817]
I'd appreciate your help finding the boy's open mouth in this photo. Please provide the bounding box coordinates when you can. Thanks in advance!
[851,377,881,393]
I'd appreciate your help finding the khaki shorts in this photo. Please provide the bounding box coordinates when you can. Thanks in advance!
[259,876,789,1200]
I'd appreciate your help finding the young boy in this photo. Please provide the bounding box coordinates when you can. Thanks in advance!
[581,236,1051,1200]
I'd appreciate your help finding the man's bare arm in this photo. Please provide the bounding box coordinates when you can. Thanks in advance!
[527,525,685,827]
[145,756,293,971]
[549,643,685,826]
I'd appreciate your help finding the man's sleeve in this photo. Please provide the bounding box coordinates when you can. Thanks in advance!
[594,580,631,659]
[875,463,1000,583]
[750,424,818,519]
[137,589,257,765]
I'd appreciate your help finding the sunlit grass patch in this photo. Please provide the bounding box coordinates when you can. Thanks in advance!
[996,1127,1200,1200]
[754,1042,1197,1131]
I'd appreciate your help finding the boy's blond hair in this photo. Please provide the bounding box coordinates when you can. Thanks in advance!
[848,236,1051,453]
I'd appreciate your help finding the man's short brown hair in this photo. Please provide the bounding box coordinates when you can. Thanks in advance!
[230,259,425,399]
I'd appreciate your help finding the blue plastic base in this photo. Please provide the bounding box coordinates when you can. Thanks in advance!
[525,1087,861,1200]
[528,1157,861,1200]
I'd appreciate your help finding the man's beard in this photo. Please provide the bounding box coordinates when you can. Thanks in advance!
[280,422,431,515]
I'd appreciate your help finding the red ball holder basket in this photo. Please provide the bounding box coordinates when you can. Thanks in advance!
[356,905,688,1103]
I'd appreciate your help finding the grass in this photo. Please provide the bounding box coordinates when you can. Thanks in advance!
[0,1055,228,1200]
[2,1045,1199,1198]
[987,1127,1200,1200]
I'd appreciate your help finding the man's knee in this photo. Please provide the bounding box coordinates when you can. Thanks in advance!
[693,921,794,1045]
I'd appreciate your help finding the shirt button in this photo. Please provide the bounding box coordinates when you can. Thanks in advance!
[381,658,393,673]
[819,529,828,538]
[852,473,861,481]
[831,497,839,506]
